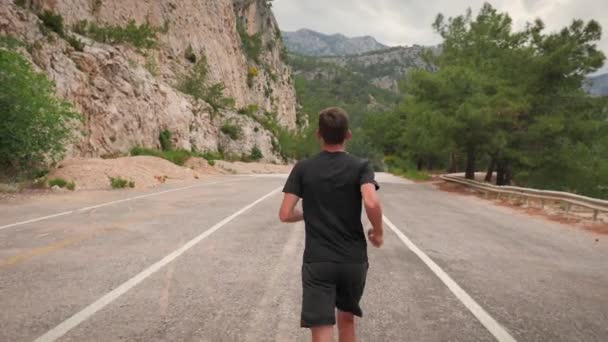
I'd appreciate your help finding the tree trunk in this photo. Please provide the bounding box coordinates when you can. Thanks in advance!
[505,167,513,185]
[496,160,509,186]
[417,158,423,171]
[447,153,458,173]
[465,148,476,180]
[485,156,496,182]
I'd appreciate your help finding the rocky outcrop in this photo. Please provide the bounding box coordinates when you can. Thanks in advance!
[0,0,296,162]
[282,29,388,57]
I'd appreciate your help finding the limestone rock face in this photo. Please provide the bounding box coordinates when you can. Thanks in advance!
[0,0,296,162]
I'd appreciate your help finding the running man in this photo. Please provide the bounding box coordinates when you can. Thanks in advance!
[279,107,384,342]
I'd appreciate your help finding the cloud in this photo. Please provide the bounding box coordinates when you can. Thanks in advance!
[273,0,608,73]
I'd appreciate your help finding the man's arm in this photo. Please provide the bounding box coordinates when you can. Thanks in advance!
[279,193,303,223]
[361,183,383,247]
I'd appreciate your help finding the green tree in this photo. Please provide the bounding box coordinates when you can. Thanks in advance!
[400,3,605,192]
[0,48,79,179]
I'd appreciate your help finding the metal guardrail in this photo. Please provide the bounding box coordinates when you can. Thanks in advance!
[440,175,608,221]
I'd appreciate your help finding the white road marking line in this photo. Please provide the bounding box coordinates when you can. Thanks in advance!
[34,186,282,342]
[383,216,517,342]
[0,179,246,232]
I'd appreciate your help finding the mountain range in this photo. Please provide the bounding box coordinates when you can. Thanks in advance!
[282,29,388,56]
[284,28,608,97]
[584,73,608,97]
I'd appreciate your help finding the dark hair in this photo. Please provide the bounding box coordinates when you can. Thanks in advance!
[318,107,349,144]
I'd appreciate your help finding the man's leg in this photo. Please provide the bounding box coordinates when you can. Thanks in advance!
[311,326,334,342]
[337,310,355,342]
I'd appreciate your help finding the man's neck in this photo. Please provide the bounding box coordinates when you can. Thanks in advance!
[322,144,346,153]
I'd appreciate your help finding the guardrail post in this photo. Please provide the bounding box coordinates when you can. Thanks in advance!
[593,210,599,222]
[540,199,545,209]
[565,202,571,215]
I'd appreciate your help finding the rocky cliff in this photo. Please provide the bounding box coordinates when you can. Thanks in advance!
[282,29,387,57]
[0,0,296,162]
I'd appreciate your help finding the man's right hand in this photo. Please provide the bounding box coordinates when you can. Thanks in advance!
[368,228,384,248]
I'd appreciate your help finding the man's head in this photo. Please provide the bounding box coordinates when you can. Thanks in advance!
[317,107,351,145]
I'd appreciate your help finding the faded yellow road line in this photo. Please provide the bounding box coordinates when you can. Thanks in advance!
[0,227,120,269]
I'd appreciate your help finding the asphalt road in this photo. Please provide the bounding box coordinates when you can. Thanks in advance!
[1,174,606,342]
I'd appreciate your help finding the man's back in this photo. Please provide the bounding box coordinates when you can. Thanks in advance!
[284,151,376,263]
[278,106,383,341]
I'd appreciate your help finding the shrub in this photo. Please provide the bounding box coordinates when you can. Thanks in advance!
[249,146,263,161]
[159,130,172,151]
[66,181,76,190]
[38,11,64,37]
[237,20,262,63]
[247,66,258,88]
[205,83,235,111]
[110,176,130,189]
[48,178,68,188]
[128,181,135,188]
[14,0,26,8]
[73,20,158,49]
[0,49,79,179]
[177,56,234,112]
[237,104,258,116]
[221,123,241,140]
[184,44,196,63]
[67,35,85,51]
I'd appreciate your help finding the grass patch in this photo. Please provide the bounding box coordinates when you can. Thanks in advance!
[390,168,431,181]
[130,147,192,166]
[48,178,68,188]
[0,35,24,49]
[130,147,223,166]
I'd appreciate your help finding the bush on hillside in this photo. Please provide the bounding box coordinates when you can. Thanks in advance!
[0,48,79,180]
[220,123,241,140]
[38,11,65,37]
[72,20,158,49]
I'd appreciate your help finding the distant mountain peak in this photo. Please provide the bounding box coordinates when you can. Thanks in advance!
[584,73,608,97]
[282,28,388,56]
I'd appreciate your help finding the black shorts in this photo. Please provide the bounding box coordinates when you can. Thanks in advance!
[301,262,369,328]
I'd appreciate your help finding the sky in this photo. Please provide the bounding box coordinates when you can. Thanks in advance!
[273,0,608,74]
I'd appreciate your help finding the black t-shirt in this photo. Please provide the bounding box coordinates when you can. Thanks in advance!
[283,151,379,263]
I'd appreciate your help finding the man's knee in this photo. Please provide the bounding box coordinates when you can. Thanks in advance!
[337,311,355,325]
